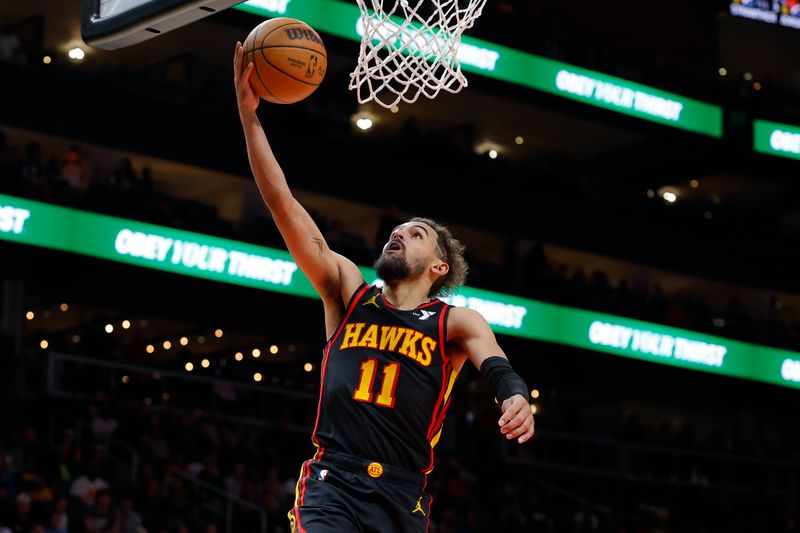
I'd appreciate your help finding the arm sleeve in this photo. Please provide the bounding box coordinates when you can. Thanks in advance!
[480,356,529,404]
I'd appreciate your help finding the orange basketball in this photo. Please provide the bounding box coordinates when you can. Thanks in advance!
[243,18,327,104]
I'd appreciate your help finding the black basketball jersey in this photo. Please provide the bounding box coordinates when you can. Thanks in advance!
[311,283,458,474]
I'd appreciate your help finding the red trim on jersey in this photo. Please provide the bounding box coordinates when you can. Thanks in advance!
[438,305,449,362]
[426,493,434,533]
[378,290,440,310]
[294,460,312,533]
[423,305,451,471]
[430,394,454,440]
[312,284,370,446]
[416,299,441,309]
[326,284,371,348]
[293,448,323,532]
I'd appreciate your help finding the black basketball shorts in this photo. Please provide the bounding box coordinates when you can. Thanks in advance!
[287,449,433,533]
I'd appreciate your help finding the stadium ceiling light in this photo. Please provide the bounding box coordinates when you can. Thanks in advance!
[515,136,524,145]
[68,47,85,61]
[718,67,727,77]
[488,149,498,159]
[662,191,677,203]
[42,55,52,64]
[356,117,373,130]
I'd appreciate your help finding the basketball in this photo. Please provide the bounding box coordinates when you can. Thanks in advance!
[243,18,327,104]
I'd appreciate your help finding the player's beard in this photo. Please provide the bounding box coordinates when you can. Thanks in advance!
[374,251,424,282]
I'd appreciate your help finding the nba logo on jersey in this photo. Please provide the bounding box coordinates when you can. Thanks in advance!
[317,469,328,481]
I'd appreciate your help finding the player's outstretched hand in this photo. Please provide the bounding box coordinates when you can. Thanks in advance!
[499,394,535,444]
[234,41,259,116]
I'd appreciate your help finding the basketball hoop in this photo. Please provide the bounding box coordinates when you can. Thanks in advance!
[349,0,487,108]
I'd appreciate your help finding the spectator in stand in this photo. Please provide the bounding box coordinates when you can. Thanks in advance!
[89,404,119,451]
[43,496,68,533]
[7,492,43,533]
[59,145,88,194]
[0,482,14,526]
[139,420,169,467]
[20,142,46,196]
[0,131,17,181]
[69,461,108,510]
[114,495,143,533]
[84,488,115,533]
[44,431,78,497]
[136,477,166,532]
[110,157,138,190]
[224,462,246,498]
[44,508,67,533]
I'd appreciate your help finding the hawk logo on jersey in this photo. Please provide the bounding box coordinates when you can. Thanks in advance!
[413,310,436,321]
[411,497,427,516]
[340,323,436,366]
[362,293,381,309]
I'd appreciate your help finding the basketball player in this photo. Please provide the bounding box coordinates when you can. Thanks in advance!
[234,41,534,533]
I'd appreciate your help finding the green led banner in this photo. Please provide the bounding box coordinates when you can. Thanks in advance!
[754,119,800,160]
[1,193,797,389]
[236,0,722,137]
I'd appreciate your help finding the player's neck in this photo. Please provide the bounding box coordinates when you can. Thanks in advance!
[381,282,431,310]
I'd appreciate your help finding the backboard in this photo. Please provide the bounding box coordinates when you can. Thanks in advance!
[82,0,246,50]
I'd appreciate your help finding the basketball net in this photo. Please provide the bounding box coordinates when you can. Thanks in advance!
[349,0,487,108]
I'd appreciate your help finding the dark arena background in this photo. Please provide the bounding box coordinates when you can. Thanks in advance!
[1,1,800,532]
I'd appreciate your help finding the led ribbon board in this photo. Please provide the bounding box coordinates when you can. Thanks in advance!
[2,193,796,388]
[236,0,722,137]
[754,119,800,160]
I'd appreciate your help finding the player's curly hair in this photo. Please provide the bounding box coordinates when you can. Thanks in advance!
[410,217,468,298]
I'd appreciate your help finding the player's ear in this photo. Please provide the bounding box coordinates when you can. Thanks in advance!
[432,262,449,276]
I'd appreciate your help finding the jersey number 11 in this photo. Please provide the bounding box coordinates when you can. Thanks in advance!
[353,358,400,408]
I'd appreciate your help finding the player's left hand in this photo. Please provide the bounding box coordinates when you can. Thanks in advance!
[499,394,535,444]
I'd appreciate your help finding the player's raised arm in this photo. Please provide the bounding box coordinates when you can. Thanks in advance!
[448,307,535,444]
[233,41,361,301]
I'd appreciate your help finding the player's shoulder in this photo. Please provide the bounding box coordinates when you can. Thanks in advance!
[446,306,490,335]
